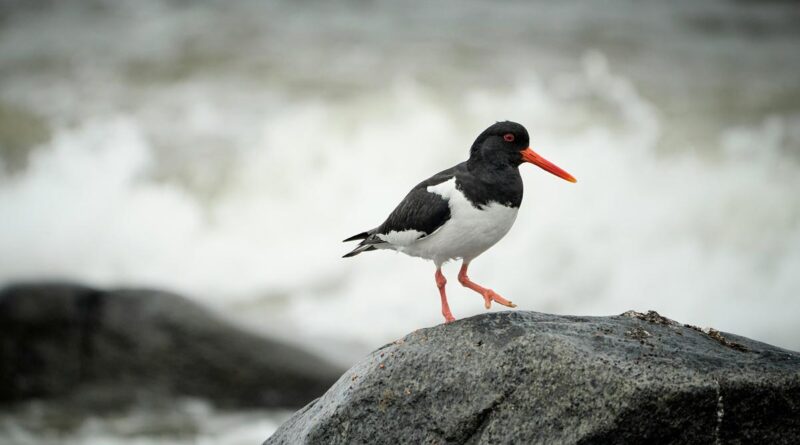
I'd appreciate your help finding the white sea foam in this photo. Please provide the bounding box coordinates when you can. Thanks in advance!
[0,401,291,445]
[2,67,798,358]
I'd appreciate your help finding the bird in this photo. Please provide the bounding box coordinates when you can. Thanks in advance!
[342,121,576,323]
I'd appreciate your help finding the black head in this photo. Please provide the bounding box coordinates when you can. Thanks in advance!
[468,121,530,168]
[468,121,577,182]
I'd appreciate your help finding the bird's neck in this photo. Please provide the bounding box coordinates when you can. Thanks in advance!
[466,157,519,180]
[460,160,523,208]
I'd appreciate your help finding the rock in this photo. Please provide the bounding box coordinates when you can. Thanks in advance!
[0,282,342,410]
[266,311,800,444]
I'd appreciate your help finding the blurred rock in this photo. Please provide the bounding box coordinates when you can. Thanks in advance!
[267,311,800,444]
[0,282,342,410]
[0,100,50,172]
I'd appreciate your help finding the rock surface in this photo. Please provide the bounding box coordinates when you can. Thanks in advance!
[267,311,800,444]
[0,282,342,410]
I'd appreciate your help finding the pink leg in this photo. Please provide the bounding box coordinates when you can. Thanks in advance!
[435,268,455,323]
[458,262,517,309]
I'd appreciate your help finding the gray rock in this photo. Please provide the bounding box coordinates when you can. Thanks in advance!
[266,311,800,444]
[0,282,342,410]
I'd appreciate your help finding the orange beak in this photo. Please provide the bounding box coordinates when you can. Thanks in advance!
[520,148,577,183]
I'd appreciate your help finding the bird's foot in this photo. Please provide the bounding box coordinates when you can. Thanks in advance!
[482,289,517,309]
[443,312,456,324]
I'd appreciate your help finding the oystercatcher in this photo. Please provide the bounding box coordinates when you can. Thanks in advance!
[343,121,576,323]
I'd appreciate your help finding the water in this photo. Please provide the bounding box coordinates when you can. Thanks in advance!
[1,0,800,441]
[0,400,290,445]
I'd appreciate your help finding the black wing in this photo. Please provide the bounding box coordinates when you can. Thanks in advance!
[342,164,460,257]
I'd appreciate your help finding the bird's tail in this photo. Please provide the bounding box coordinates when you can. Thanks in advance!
[342,230,378,258]
[342,244,377,258]
[342,231,370,242]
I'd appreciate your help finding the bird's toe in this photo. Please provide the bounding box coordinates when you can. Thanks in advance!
[484,289,515,308]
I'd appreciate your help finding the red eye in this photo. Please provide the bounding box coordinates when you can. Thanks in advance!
[503,133,515,142]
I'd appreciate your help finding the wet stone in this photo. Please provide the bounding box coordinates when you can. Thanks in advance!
[267,311,800,444]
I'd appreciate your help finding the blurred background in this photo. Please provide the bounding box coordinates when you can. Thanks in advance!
[1,0,799,443]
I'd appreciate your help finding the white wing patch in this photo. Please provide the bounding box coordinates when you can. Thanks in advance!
[426,178,459,202]
[377,229,426,246]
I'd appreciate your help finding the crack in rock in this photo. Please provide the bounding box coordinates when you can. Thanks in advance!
[460,390,513,444]
[714,379,724,445]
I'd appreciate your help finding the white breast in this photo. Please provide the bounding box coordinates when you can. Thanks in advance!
[396,177,518,266]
